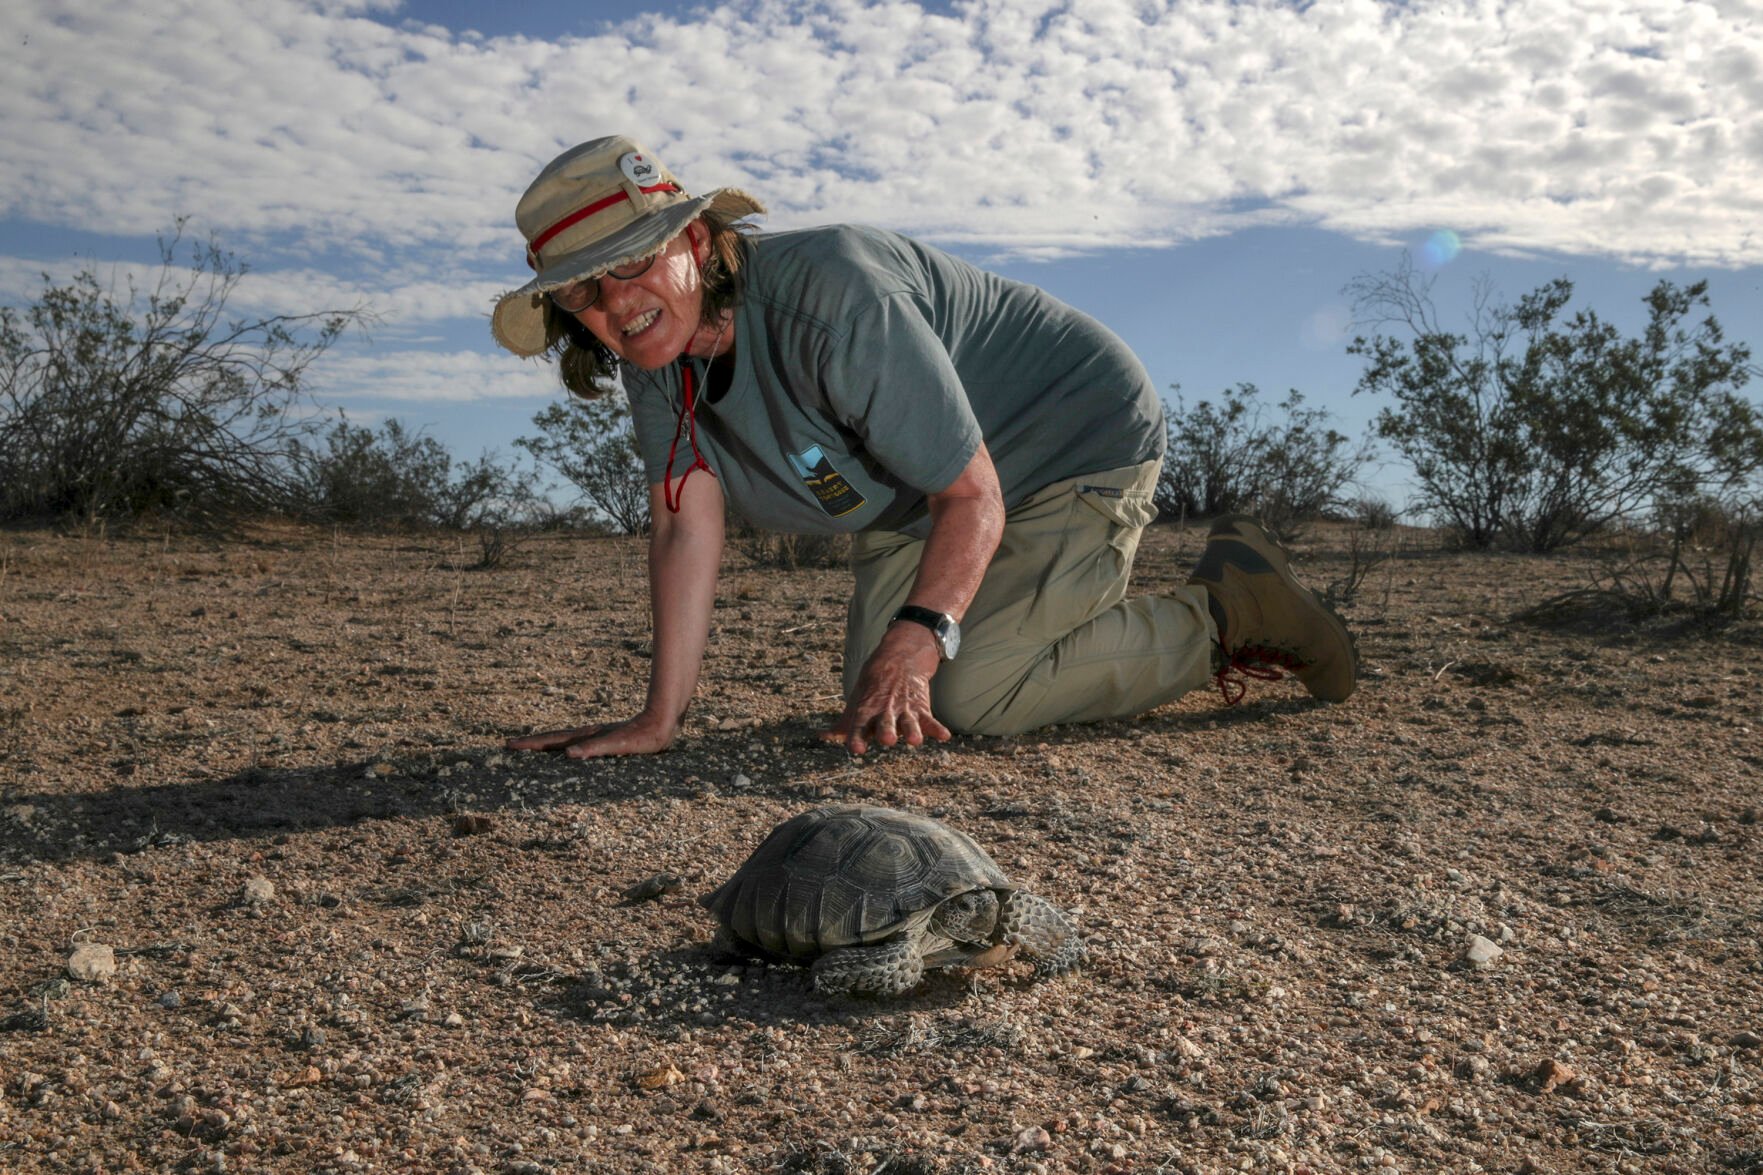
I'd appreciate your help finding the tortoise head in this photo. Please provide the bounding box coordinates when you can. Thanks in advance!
[930,888,1000,946]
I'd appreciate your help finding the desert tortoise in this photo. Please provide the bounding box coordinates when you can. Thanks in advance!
[700,804,1085,996]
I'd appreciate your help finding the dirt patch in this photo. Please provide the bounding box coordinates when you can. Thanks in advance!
[2,522,1760,1173]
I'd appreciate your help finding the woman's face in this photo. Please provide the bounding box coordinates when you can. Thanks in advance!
[572,223,724,370]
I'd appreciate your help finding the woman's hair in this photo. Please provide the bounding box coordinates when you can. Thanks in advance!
[543,209,756,399]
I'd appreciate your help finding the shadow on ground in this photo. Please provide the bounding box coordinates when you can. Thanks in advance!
[1,708,1241,865]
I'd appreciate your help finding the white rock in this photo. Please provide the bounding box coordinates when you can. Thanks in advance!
[242,877,276,905]
[68,943,117,982]
[1464,935,1504,969]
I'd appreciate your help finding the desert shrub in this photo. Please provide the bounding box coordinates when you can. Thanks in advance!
[0,227,366,526]
[291,416,542,534]
[1352,495,1400,530]
[1626,491,1758,617]
[518,398,650,535]
[1348,260,1762,552]
[1517,492,1759,627]
[292,416,450,528]
[736,526,851,570]
[1155,383,1372,536]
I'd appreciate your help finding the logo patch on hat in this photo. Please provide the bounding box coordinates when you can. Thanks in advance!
[619,152,661,187]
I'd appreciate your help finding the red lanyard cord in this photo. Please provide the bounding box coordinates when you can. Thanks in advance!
[663,362,713,513]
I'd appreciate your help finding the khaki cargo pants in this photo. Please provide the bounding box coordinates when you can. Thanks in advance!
[843,458,1217,737]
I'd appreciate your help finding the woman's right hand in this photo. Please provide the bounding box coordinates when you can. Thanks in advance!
[504,710,678,759]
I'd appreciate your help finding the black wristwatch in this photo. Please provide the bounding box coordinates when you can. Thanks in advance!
[890,605,961,661]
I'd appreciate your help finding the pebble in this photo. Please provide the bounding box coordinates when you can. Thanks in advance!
[157,990,182,1009]
[1532,1058,1575,1093]
[621,874,684,903]
[634,1063,684,1091]
[241,876,276,905]
[1731,1031,1762,1049]
[67,943,116,982]
[1013,1126,1052,1152]
[1464,936,1503,969]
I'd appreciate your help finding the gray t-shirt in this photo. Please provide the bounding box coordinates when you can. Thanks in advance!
[625,224,1164,537]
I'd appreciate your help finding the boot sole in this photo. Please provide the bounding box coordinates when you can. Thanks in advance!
[1198,514,1359,702]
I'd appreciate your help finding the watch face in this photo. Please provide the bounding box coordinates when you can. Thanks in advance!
[937,618,960,660]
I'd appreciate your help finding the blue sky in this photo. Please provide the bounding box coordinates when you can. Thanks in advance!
[5,0,1761,511]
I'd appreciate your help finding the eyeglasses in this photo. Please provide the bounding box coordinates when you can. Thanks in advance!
[548,254,659,314]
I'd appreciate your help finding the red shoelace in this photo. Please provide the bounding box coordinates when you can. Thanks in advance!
[1213,644,1306,706]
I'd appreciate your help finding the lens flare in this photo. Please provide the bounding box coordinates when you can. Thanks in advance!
[1420,229,1462,268]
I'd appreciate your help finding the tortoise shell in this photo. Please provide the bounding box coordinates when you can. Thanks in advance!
[700,805,1013,960]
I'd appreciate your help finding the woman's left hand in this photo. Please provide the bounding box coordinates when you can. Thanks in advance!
[823,624,951,755]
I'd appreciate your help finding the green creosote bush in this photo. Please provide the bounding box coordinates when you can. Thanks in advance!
[1347,258,1763,556]
[1154,382,1373,540]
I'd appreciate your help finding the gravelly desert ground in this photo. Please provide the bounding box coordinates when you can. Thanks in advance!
[1,521,1760,1175]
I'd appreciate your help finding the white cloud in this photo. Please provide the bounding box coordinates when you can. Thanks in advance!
[2,0,1758,275]
[308,347,558,403]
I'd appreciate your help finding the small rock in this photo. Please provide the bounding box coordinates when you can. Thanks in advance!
[1464,935,1503,969]
[452,813,494,836]
[1531,1057,1575,1094]
[1170,1035,1205,1060]
[1013,1126,1052,1152]
[444,1012,465,1028]
[1731,1031,1762,1049]
[633,1063,685,1091]
[241,877,276,905]
[730,773,753,789]
[691,1098,724,1121]
[157,990,182,1009]
[67,943,116,982]
[620,874,684,903]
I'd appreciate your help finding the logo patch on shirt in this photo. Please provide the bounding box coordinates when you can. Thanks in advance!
[786,446,866,517]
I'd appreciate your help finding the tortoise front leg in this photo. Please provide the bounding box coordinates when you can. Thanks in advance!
[811,938,924,997]
[1000,892,1086,977]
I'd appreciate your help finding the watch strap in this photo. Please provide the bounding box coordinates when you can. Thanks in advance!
[891,604,950,632]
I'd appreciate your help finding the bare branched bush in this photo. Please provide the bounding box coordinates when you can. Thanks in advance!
[1516,494,1759,627]
[0,225,368,527]
[518,398,650,535]
[1325,524,1399,608]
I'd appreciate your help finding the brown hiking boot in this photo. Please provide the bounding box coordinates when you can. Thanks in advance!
[1187,514,1358,703]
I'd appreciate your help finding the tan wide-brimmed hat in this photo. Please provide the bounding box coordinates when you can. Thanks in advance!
[490,135,765,357]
